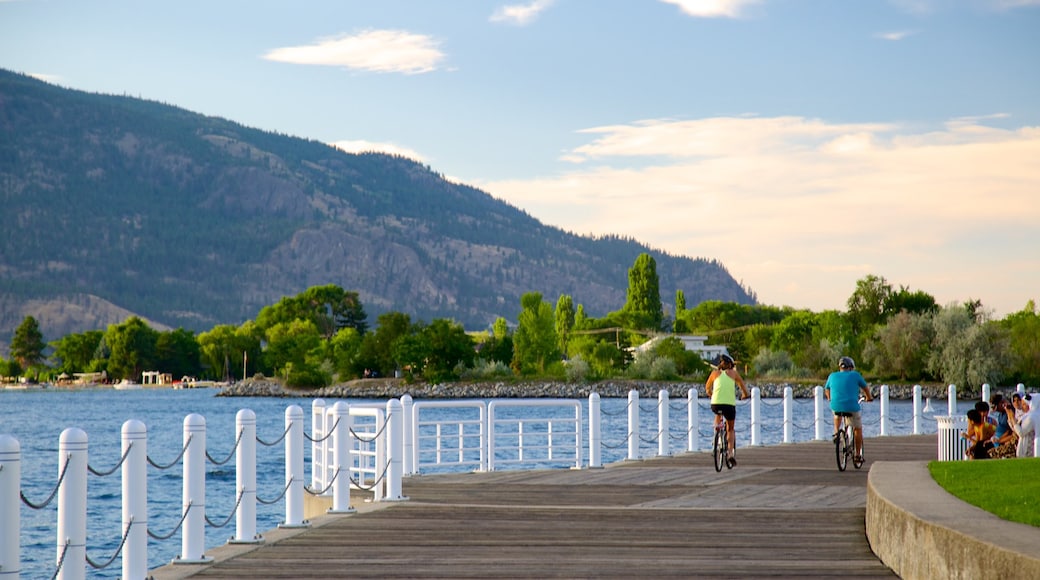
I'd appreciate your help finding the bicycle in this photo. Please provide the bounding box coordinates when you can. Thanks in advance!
[834,412,864,471]
[712,409,732,472]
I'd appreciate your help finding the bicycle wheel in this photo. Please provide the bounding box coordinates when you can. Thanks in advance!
[712,426,725,472]
[835,428,849,471]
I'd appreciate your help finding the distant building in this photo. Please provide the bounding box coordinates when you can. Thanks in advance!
[632,334,730,361]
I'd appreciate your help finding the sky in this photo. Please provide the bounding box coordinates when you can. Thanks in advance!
[2,0,1039,319]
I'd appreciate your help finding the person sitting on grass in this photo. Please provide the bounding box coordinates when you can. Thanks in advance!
[963,408,996,460]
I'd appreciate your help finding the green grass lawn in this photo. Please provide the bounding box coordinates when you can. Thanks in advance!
[929,458,1040,527]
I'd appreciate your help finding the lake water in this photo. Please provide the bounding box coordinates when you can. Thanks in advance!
[1,387,940,578]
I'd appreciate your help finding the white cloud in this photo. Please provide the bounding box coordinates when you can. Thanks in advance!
[476,116,1040,317]
[991,0,1040,9]
[263,30,444,74]
[876,30,916,41]
[491,0,555,25]
[660,0,762,18]
[331,140,427,163]
[28,72,62,84]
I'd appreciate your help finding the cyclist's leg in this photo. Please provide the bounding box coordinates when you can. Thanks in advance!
[850,412,864,458]
[832,413,842,441]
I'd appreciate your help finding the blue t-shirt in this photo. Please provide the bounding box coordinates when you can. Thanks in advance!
[824,370,867,413]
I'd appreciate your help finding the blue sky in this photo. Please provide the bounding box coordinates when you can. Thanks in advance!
[3,0,1039,319]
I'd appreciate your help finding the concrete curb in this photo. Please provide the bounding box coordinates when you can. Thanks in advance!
[866,461,1040,580]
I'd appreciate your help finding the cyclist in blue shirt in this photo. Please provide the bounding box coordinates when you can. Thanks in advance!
[824,356,873,463]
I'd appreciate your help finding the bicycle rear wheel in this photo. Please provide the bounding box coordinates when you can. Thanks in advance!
[835,429,849,471]
[712,426,725,472]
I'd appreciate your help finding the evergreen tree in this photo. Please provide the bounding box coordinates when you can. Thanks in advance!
[555,294,575,355]
[11,315,46,369]
[622,253,663,331]
[513,292,559,374]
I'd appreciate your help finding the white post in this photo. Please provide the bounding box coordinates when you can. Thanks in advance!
[589,393,602,468]
[122,420,148,580]
[329,402,354,513]
[879,385,890,436]
[234,409,259,543]
[627,389,639,460]
[783,387,793,443]
[750,387,761,445]
[401,394,414,476]
[658,389,670,457]
[687,389,699,453]
[57,428,87,580]
[982,384,991,405]
[814,386,827,440]
[178,414,210,564]
[1,435,21,579]
[385,399,405,501]
[1016,383,1025,396]
[913,385,923,435]
[948,384,957,415]
[310,399,325,491]
[281,405,308,528]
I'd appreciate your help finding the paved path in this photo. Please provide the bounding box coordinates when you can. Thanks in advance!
[155,435,936,579]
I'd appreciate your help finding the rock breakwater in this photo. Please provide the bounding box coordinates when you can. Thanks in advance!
[218,378,951,400]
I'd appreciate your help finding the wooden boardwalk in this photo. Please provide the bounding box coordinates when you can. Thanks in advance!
[167,435,937,579]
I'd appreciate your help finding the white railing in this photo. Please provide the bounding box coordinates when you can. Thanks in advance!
[487,399,582,471]
[2,400,405,580]
[410,400,487,473]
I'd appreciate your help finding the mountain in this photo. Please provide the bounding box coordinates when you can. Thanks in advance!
[0,69,755,352]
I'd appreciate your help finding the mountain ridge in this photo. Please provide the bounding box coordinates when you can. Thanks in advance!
[0,69,755,352]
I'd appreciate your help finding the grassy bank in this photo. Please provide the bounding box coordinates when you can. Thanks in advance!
[929,458,1040,527]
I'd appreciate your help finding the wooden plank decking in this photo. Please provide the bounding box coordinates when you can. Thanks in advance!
[164,435,937,579]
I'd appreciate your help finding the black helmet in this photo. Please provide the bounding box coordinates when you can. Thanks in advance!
[838,356,855,370]
[712,354,734,369]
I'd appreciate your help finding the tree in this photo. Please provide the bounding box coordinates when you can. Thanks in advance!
[197,323,262,380]
[555,295,575,355]
[155,328,202,380]
[846,274,893,334]
[513,292,559,374]
[887,286,938,316]
[355,312,414,377]
[927,304,1011,391]
[255,285,368,339]
[622,253,663,330]
[104,317,159,381]
[999,300,1040,385]
[418,319,475,382]
[10,315,46,369]
[50,330,104,374]
[862,310,934,380]
[673,290,688,333]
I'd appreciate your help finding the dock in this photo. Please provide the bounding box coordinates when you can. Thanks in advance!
[155,436,936,578]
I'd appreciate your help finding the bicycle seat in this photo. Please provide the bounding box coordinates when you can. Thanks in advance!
[834,411,855,417]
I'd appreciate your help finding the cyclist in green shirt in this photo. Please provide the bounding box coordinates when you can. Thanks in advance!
[706,354,750,468]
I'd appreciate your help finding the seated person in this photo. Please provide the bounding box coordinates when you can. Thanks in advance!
[962,409,995,459]
[988,394,1019,458]
[1008,393,1037,458]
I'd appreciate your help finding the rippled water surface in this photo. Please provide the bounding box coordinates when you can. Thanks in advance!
[1,387,938,578]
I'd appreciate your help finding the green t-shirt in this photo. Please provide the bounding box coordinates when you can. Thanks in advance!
[712,372,737,405]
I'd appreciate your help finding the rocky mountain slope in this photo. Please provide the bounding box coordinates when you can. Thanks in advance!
[0,69,755,352]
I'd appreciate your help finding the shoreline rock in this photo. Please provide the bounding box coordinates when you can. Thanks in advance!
[218,378,958,401]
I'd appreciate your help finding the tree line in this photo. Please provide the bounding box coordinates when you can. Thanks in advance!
[3,255,1038,390]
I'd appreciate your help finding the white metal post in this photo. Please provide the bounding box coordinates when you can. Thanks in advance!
[57,428,87,580]
[814,386,827,440]
[982,384,991,405]
[281,405,308,528]
[234,409,260,544]
[310,399,325,491]
[385,399,406,501]
[687,389,699,453]
[913,385,923,435]
[178,414,210,564]
[589,393,601,468]
[750,387,761,446]
[658,389,669,457]
[121,420,147,580]
[0,434,20,579]
[879,385,890,436]
[328,402,354,514]
[783,387,793,443]
[948,385,957,415]
[627,389,639,460]
[401,394,414,476]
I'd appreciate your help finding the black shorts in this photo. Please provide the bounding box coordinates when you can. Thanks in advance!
[711,404,736,421]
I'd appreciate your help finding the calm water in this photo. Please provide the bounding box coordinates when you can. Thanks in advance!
[1,387,939,578]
